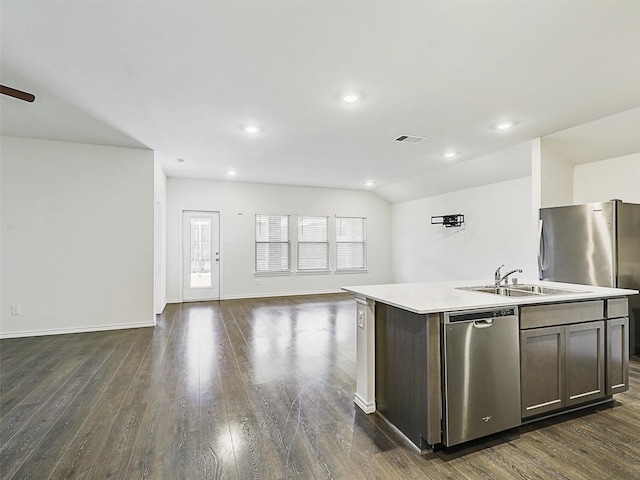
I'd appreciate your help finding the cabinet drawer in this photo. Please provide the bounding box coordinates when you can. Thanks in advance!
[520,300,604,330]
[606,298,629,318]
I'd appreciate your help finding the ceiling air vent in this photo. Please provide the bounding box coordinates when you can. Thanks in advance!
[395,135,425,143]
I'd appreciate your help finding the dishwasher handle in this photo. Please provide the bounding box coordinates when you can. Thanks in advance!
[473,319,494,328]
[445,308,516,324]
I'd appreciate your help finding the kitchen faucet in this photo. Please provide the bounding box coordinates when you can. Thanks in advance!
[494,265,523,286]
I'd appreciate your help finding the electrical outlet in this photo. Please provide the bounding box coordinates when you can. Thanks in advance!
[357,311,364,329]
[11,305,21,315]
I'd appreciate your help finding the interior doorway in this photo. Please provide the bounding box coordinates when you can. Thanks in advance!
[182,210,220,301]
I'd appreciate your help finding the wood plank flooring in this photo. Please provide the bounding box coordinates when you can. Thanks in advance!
[1,293,639,479]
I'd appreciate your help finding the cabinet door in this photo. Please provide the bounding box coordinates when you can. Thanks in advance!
[607,317,629,395]
[565,321,605,406]
[521,326,564,418]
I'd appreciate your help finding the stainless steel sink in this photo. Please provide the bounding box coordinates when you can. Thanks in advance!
[457,284,586,297]
[457,286,540,297]
[507,284,585,295]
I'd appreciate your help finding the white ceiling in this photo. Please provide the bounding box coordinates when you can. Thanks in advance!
[1,1,639,202]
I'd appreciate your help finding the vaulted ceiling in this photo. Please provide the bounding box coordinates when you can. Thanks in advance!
[2,1,639,202]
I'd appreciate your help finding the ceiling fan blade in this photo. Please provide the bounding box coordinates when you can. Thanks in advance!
[0,84,36,102]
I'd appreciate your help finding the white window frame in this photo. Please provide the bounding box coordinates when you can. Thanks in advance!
[336,216,367,272]
[297,215,330,273]
[255,214,291,275]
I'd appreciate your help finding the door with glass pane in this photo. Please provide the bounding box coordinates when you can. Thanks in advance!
[182,211,220,301]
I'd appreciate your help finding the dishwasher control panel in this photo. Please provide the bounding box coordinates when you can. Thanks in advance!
[445,308,516,323]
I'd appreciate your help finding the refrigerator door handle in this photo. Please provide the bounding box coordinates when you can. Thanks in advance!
[537,219,545,280]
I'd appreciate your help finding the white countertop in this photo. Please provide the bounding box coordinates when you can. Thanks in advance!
[342,279,638,314]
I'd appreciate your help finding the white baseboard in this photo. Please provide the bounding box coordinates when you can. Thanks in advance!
[155,301,168,315]
[221,289,344,301]
[354,393,376,414]
[0,320,156,339]
[165,290,349,304]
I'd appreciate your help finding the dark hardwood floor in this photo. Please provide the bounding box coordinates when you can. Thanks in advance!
[1,293,639,479]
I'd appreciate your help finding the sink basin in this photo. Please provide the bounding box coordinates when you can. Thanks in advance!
[507,284,585,295]
[457,286,540,297]
[457,284,586,297]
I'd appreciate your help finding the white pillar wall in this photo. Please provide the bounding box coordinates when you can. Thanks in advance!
[355,296,376,413]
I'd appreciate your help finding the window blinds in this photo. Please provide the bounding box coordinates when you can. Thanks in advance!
[255,214,290,272]
[297,216,329,271]
[336,216,366,270]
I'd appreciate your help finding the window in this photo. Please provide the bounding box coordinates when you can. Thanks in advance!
[189,215,213,287]
[336,216,366,271]
[255,214,290,273]
[297,216,329,271]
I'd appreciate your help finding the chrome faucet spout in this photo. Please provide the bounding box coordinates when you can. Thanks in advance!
[494,264,505,285]
[497,268,523,286]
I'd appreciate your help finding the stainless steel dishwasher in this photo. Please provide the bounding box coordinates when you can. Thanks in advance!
[442,307,521,446]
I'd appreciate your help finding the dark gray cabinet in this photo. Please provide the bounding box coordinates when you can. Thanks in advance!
[520,298,630,420]
[606,316,629,394]
[520,325,564,418]
[520,320,605,418]
[565,320,605,406]
[606,298,630,394]
[520,300,608,419]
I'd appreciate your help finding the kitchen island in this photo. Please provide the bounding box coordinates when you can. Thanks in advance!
[343,279,638,451]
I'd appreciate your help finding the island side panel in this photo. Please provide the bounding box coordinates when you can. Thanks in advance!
[375,303,441,449]
[426,311,442,446]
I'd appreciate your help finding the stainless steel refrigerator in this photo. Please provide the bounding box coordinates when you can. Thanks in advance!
[539,200,640,355]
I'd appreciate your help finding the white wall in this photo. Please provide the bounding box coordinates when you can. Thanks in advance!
[166,178,391,300]
[540,139,574,208]
[573,152,640,204]
[0,136,155,337]
[154,160,167,314]
[391,176,538,284]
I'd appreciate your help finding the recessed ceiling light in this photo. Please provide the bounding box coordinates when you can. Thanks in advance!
[494,121,515,131]
[244,125,261,134]
[342,91,360,104]
[365,181,374,187]
[443,151,458,159]
[227,170,237,176]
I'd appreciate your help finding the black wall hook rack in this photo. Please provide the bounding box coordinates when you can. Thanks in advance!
[431,214,464,228]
